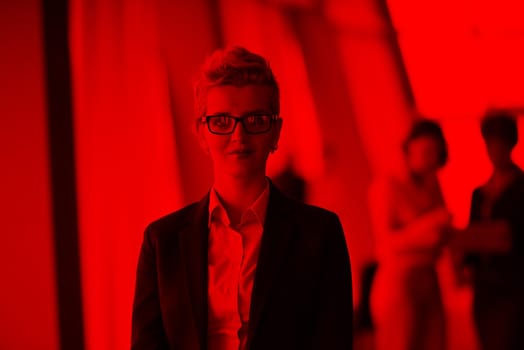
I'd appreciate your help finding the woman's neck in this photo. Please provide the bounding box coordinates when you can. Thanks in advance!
[489,162,518,190]
[493,161,517,177]
[409,170,437,188]
[213,172,267,225]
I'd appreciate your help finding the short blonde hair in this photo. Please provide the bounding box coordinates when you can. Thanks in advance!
[194,46,280,118]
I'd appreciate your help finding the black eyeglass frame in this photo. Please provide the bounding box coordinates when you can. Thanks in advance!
[200,113,280,135]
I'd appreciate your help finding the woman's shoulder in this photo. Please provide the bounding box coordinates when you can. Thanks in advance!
[148,203,198,227]
[290,202,345,245]
[272,185,336,220]
[275,190,341,230]
[144,197,207,238]
[297,201,339,223]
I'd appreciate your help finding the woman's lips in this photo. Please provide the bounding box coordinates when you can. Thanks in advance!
[228,148,254,157]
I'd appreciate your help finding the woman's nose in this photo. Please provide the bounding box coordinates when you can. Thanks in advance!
[230,120,248,141]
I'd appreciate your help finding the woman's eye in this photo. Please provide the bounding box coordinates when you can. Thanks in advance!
[212,116,232,128]
[247,115,268,125]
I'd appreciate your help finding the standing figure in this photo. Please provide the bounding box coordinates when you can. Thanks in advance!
[454,111,524,350]
[369,119,450,350]
[131,46,353,350]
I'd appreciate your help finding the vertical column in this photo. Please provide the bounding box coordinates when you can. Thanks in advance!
[0,0,61,349]
[70,0,184,348]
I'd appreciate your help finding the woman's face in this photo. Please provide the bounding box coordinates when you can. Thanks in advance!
[405,136,442,176]
[198,85,281,179]
[485,138,512,169]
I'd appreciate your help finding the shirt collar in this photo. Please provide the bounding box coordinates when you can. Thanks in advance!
[208,179,270,229]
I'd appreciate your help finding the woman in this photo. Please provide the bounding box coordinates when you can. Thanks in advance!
[369,119,451,350]
[455,111,524,350]
[131,46,353,350]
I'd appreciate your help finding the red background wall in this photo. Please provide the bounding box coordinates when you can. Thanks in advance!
[1,0,523,349]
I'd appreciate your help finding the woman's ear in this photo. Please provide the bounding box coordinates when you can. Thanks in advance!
[272,118,283,150]
[194,121,210,155]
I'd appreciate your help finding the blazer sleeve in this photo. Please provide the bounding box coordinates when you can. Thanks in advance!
[464,188,483,266]
[311,214,353,350]
[469,188,482,224]
[505,183,524,254]
[131,224,170,350]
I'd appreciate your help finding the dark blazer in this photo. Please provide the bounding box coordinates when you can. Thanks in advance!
[468,170,524,289]
[467,170,524,350]
[131,183,353,350]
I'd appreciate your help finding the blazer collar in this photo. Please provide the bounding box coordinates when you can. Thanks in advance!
[247,182,296,349]
[180,193,209,350]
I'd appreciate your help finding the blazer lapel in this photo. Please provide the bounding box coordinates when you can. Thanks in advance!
[180,194,209,350]
[246,184,295,348]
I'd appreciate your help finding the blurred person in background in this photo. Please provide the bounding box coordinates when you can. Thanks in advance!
[451,111,524,350]
[131,46,353,350]
[368,119,451,350]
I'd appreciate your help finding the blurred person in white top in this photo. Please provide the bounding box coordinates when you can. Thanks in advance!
[369,119,452,350]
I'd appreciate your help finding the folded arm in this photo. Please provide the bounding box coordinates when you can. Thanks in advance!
[368,179,449,256]
[450,221,512,254]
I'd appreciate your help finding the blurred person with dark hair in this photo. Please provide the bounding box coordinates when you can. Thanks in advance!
[368,119,451,350]
[451,111,524,350]
[131,46,353,350]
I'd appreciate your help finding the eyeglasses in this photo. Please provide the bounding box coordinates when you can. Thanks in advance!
[200,113,279,135]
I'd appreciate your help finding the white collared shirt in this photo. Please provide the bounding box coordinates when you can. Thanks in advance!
[207,181,270,350]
